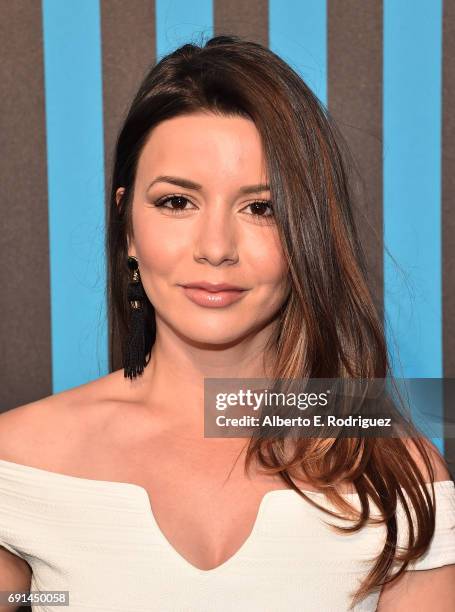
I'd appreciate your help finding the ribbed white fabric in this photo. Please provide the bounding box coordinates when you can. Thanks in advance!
[0,458,454,612]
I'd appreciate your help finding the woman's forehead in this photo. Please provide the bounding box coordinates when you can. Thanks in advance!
[136,114,268,190]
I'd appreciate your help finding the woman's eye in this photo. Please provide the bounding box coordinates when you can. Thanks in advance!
[152,196,274,219]
[154,195,195,213]
[242,201,274,217]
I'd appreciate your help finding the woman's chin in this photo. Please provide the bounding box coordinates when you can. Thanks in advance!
[172,323,259,349]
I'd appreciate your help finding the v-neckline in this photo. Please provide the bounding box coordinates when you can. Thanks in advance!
[132,480,288,575]
[0,457,360,575]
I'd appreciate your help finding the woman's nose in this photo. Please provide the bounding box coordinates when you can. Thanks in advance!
[193,207,239,266]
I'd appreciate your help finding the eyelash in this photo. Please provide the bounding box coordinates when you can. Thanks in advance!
[153,195,274,219]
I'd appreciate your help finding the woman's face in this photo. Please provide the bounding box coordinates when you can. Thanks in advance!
[117,111,290,346]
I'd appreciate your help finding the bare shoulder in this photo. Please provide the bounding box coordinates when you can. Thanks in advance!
[0,369,126,470]
[377,438,454,610]
[403,436,452,483]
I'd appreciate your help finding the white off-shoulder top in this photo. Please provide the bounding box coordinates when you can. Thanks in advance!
[0,458,454,612]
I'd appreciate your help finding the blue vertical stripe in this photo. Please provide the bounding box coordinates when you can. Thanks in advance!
[42,0,107,392]
[156,0,213,59]
[383,1,443,449]
[269,0,327,105]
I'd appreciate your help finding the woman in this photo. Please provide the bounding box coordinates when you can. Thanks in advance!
[0,35,454,612]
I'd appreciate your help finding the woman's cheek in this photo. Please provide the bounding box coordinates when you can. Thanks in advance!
[134,219,188,274]
[130,230,177,312]
[247,236,288,286]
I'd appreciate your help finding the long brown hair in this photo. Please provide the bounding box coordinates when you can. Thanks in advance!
[107,34,442,608]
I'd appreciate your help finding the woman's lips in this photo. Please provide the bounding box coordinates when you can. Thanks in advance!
[180,286,248,308]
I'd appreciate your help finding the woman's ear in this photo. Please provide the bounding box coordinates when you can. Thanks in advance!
[115,187,135,257]
[115,187,125,207]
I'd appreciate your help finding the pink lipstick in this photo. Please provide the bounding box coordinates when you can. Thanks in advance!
[179,282,248,308]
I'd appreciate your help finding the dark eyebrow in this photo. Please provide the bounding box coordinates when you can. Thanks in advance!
[146,175,270,195]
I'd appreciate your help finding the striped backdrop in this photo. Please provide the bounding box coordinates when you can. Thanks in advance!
[1,1,454,475]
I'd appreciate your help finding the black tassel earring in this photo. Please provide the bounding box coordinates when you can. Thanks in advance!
[124,256,147,380]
